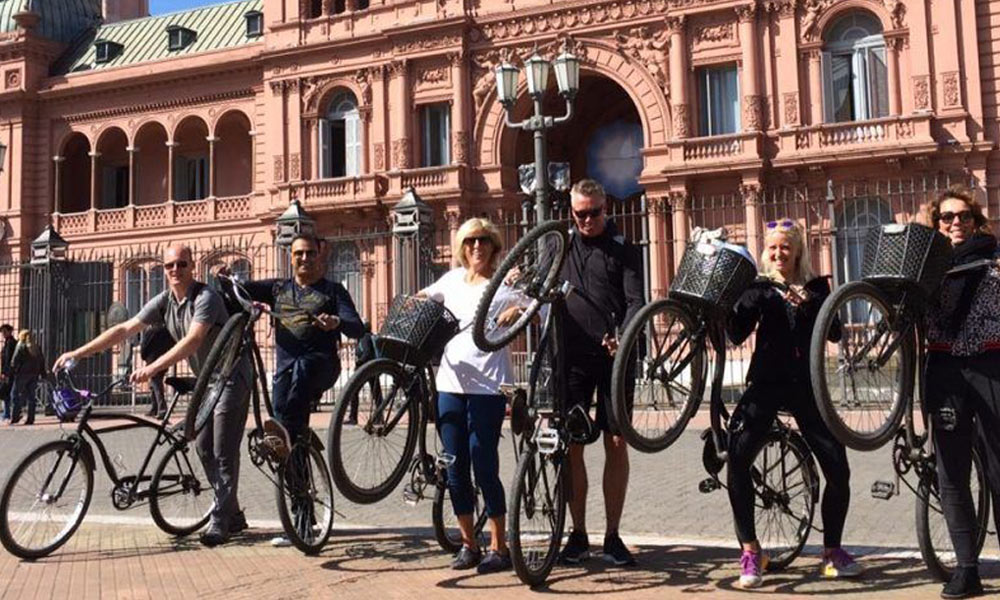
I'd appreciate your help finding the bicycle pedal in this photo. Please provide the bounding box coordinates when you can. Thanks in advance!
[871,480,895,500]
[698,478,721,494]
[534,426,561,455]
[402,488,421,506]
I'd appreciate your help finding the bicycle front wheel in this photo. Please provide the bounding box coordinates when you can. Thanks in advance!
[185,312,249,441]
[328,358,420,504]
[611,298,706,453]
[149,440,213,537]
[916,445,991,582]
[0,439,94,559]
[508,446,567,588]
[432,482,487,554]
[810,281,913,451]
[472,220,569,352]
[276,437,334,555]
[752,430,817,570]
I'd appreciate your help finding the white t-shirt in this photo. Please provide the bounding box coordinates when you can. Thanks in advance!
[422,268,514,396]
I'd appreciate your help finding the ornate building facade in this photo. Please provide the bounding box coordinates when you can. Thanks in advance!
[0,0,996,332]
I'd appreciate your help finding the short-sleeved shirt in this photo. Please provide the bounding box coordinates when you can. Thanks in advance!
[136,282,229,375]
[243,278,364,373]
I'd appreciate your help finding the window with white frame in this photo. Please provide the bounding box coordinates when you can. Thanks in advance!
[823,12,889,123]
[327,242,363,312]
[697,64,740,136]
[421,103,451,167]
[320,92,362,178]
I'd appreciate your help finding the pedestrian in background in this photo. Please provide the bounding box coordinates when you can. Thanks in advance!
[10,330,45,425]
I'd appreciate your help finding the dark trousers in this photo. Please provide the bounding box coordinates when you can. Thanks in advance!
[272,358,336,444]
[927,351,1000,567]
[727,381,852,548]
[149,372,167,415]
[437,391,507,518]
[10,378,39,424]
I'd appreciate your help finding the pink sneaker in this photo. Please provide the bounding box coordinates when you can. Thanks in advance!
[737,550,764,589]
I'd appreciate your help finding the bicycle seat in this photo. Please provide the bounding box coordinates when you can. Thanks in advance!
[165,376,197,396]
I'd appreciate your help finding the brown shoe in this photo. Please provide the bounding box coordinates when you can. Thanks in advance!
[262,418,291,461]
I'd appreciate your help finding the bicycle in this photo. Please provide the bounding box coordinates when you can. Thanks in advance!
[609,234,821,570]
[809,222,993,579]
[0,363,211,559]
[188,273,335,555]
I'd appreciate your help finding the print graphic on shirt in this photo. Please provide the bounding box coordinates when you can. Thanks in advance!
[274,285,331,340]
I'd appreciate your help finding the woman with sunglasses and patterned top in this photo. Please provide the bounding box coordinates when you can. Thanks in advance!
[915,186,1000,599]
[726,218,861,589]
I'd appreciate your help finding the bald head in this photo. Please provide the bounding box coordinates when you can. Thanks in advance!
[164,243,195,296]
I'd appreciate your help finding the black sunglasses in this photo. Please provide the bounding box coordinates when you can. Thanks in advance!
[463,236,493,246]
[164,260,190,270]
[573,207,604,221]
[938,210,973,224]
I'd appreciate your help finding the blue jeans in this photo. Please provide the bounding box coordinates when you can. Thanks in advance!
[272,357,337,443]
[437,391,506,518]
[11,378,39,423]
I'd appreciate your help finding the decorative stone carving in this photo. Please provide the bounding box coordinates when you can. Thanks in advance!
[888,0,905,29]
[417,66,449,86]
[913,75,930,110]
[895,119,914,138]
[446,209,462,231]
[453,131,469,164]
[942,71,960,108]
[694,23,734,45]
[373,142,385,171]
[392,138,412,169]
[667,190,689,209]
[767,0,796,17]
[782,92,799,126]
[801,0,905,40]
[735,2,758,23]
[273,155,285,182]
[355,69,373,105]
[800,0,823,39]
[744,95,764,131]
[393,35,461,54]
[740,182,762,204]
[4,69,19,89]
[269,80,285,96]
[289,153,301,180]
[614,27,669,90]
[672,103,690,138]
[665,15,686,33]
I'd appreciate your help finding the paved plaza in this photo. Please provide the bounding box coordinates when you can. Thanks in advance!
[0,412,997,599]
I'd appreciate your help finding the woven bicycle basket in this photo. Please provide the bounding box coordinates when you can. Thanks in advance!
[861,223,952,297]
[376,294,460,367]
[669,241,758,314]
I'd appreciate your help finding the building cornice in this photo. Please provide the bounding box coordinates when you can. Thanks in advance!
[60,88,256,124]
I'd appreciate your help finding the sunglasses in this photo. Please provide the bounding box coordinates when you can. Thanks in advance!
[766,219,796,230]
[938,210,973,224]
[573,207,604,221]
[292,249,318,257]
[463,236,493,246]
[164,260,190,270]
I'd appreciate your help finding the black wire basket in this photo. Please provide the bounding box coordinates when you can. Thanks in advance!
[376,295,460,367]
[669,241,758,314]
[861,223,953,297]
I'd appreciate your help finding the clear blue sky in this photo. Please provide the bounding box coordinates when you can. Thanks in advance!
[150,0,233,15]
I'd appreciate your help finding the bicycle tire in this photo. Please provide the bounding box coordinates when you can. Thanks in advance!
[328,358,420,504]
[916,445,991,582]
[508,447,567,588]
[184,312,249,441]
[276,439,334,555]
[0,439,94,559]
[432,482,487,554]
[611,298,706,453]
[753,429,818,571]
[149,440,213,537]
[810,281,913,451]
[472,220,569,352]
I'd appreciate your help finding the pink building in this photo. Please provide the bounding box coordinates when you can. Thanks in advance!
[0,0,997,358]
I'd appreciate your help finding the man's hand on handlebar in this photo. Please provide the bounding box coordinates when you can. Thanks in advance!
[313,313,341,332]
[53,351,80,374]
[130,365,158,385]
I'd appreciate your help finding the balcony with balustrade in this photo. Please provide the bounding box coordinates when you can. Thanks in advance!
[773,114,937,168]
[662,132,765,178]
[52,195,255,236]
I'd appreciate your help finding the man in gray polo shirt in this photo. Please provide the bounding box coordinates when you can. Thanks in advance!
[54,243,251,546]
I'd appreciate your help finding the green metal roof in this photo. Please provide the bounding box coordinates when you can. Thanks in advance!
[0,0,102,45]
[56,0,262,75]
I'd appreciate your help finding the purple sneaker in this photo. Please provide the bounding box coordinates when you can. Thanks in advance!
[822,547,862,578]
[737,550,764,589]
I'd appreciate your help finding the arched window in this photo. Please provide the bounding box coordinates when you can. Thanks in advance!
[320,92,362,178]
[823,12,889,123]
[125,266,148,317]
[231,258,252,282]
[835,196,893,285]
[327,242,363,311]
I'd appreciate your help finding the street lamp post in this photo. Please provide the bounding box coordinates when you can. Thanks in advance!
[495,46,579,223]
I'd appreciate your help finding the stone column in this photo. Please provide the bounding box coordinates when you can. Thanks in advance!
[88,151,100,209]
[206,136,217,198]
[126,146,137,205]
[667,16,689,139]
[669,190,690,271]
[886,37,902,116]
[52,155,64,213]
[389,60,412,169]
[741,181,762,260]
[807,49,823,125]
[647,196,670,298]
[737,3,762,131]
[450,52,469,165]
[166,141,178,201]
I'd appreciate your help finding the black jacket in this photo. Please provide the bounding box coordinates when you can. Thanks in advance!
[11,343,44,382]
[727,276,839,385]
[560,220,645,357]
[140,324,174,362]
[1,336,14,376]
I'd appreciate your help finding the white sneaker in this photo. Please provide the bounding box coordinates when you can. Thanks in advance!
[270,535,292,547]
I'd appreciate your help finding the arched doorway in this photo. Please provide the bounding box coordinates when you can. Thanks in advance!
[59,133,92,213]
[173,116,209,201]
[134,122,169,205]
[214,111,253,196]
[95,127,129,209]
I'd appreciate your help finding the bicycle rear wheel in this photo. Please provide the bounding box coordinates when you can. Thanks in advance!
[508,446,567,588]
[432,482,487,554]
[810,281,913,451]
[916,445,991,582]
[472,220,569,352]
[611,298,706,453]
[752,430,817,570]
[276,437,334,555]
[328,358,420,504]
[149,440,213,537]
[0,439,94,559]
[185,312,249,441]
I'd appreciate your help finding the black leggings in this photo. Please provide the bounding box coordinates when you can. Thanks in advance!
[926,351,1000,568]
[727,381,852,548]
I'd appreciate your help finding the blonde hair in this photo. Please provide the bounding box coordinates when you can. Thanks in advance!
[759,220,814,284]
[453,218,503,269]
[17,330,40,357]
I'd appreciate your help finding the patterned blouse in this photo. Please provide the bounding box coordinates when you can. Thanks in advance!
[927,262,1000,356]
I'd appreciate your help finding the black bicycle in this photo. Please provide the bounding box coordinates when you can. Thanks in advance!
[185,273,335,555]
[0,363,210,559]
[810,222,993,579]
[610,235,821,570]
